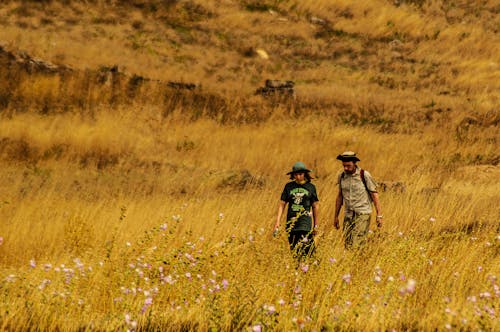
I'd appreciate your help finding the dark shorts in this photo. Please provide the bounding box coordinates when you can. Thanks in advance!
[288,230,315,258]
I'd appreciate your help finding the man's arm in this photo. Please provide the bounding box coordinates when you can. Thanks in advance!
[370,192,383,227]
[334,188,343,229]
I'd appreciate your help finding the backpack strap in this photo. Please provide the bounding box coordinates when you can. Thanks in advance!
[360,169,373,201]
[340,169,371,197]
[360,169,369,193]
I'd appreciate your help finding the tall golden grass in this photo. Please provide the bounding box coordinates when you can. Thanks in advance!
[0,0,498,331]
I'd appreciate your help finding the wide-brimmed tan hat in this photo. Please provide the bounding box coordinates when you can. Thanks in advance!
[336,151,360,162]
[286,161,312,175]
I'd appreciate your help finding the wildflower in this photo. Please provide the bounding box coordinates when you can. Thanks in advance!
[43,263,52,272]
[264,304,276,315]
[477,266,483,272]
[125,314,137,330]
[483,305,495,317]
[5,274,16,282]
[172,215,181,222]
[218,212,224,220]
[163,275,175,285]
[38,279,51,290]
[141,297,153,313]
[278,299,285,305]
[342,273,351,284]
[479,292,491,299]
[126,242,131,247]
[160,223,167,231]
[467,296,477,302]
[374,275,382,283]
[0,237,3,245]
[300,264,309,273]
[329,257,337,264]
[185,272,192,280]
[429,217,436,222]
[406,279,416,293]
[222,279,229,290]
[252,324,262,332]
[398,231,404,237]
[445,323,452,330]
[74,258,84,270]
[388,276,394,282]
[30,259,36,268]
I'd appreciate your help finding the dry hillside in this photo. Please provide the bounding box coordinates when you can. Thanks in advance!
[0,1,498,331]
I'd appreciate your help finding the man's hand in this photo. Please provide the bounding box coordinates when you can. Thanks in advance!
[376,215,383,228]
[333,217,340,230]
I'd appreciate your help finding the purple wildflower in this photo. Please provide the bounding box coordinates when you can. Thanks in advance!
[342,273,351,284]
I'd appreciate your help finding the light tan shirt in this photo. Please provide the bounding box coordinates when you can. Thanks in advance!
[337,167,377,214]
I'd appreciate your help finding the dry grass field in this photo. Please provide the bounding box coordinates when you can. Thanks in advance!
[0,0,498,331]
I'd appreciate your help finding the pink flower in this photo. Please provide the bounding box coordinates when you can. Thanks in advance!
[342,273,351,284]
[222,279,229,290]
[265,304,276,315]
[406,279,416,293]
[252,324,262,332]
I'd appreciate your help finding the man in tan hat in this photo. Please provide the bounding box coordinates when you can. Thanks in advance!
[334,151,382,249]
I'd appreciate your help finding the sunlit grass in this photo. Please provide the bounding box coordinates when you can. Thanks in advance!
[0,0,498,330]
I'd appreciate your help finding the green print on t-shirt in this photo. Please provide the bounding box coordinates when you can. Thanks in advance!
[290,187,309,209]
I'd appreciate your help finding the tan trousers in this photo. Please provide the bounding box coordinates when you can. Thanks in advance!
[343,212,371,249]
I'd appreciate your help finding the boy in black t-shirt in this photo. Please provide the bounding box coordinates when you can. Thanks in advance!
[274,162,319,259]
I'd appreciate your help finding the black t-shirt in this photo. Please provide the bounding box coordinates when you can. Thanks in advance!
[280,181,319,232]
